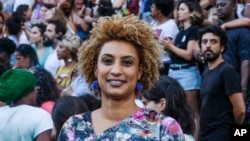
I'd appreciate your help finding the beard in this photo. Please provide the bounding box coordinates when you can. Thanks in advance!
[43,37,56,47]
[203,49,220,62]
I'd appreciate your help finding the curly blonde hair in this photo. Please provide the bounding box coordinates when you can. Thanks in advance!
[78,15,163,96]
[61,34,81,55]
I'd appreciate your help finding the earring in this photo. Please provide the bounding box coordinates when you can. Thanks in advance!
[68,58,72,62]
[136,82,143,92]
[91,80,99,90]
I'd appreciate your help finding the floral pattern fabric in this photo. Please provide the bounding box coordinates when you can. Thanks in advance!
[58,108,185,141]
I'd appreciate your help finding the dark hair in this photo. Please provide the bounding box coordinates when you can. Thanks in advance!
[0,1,2,11]
[15,4,29,21]
[79,94,101,111]
[47,19,67,36]
[42,3,55,9]
[16,4,29,14]
[153,0,174,17]
[97,0,115,17]
[51,96,89,138]
[143,76,195,134]
[28,67,59,106]
[32,22,46,35]
[177,0,204,26]
[198,25,227,52]
[15,44,39,67]
[0,37,16,57]
[5,12,23,35]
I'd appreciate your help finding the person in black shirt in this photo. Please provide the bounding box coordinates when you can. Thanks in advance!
[198,25,245,141]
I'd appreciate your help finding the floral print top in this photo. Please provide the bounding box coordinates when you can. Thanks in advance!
[58,108,185,141]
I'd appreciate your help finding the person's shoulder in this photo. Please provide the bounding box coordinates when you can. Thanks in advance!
[219,62,235,70]
[190,25,201,31]
[227,27,250,34]
[20,105,50,115]
[215,62,238,75]
[164,19,177,26]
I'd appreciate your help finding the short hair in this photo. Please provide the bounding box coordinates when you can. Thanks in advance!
[177,0,204,26]
[15,44,39,67]
[78,15,163,96]
[61,34,81,56]
[47,19,67,35]
[198,25,228,51]
[153,0,174,17]
[0,38,16,57]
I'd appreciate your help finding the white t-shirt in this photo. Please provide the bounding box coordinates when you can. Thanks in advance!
[19,31,30,45]
[151,19,179,41]
[151,19,179,63]
[44,48,64,77]
[0,105,53,141]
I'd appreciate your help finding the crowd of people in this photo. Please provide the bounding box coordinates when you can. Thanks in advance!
[0,0,249,141]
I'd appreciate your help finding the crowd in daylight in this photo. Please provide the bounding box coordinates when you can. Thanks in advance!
[0,0,249,140]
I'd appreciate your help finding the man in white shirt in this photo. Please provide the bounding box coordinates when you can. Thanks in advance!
[44,19,66,77]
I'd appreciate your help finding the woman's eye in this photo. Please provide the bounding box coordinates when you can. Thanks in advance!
[102,59,113,65]
[123,60,133,66]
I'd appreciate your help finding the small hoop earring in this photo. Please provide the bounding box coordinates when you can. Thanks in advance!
[91,80,99,90]
[136,82,143,92]
[68,58,72,62]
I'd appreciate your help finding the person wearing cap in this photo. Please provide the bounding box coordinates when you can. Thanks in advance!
[55,34,81,93]
[0,69,53,141]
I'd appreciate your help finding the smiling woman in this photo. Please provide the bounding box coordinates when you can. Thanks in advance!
[58,15,186,140]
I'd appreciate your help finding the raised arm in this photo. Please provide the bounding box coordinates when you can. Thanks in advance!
[221,18,250,29]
